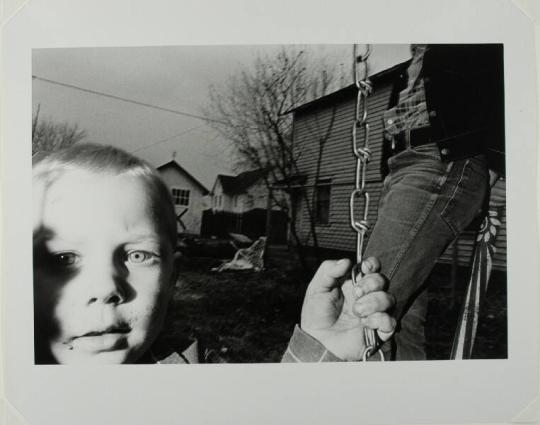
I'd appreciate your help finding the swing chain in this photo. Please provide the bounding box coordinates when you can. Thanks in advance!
[350,44,372,279]
[351,44,383,361]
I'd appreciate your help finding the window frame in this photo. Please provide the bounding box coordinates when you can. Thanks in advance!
[171,187,191,207]
[314,178,332,226]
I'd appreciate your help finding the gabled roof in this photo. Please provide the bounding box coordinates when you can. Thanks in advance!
[212,168,269,195]
[231,168,269,193]
[156,160,209,195]
[214,174,236,193]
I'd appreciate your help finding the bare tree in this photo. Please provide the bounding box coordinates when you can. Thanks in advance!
[204,47,344,270]
[32,105,87,155]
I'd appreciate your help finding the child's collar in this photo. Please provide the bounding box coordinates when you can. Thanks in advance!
[137,337,200,364]
[152,339,199,364]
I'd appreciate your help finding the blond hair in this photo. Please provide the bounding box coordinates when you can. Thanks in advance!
[33,143,177,248]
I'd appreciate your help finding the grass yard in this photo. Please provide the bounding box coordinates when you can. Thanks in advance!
[158,246,507,362]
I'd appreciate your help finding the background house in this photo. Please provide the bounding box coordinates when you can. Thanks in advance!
[157,160,209,236]
[210,169,269,213]
[288,62,507,270]
[203,169,288,243]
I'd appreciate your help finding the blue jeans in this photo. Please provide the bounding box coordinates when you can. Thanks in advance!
[364,143,489,360]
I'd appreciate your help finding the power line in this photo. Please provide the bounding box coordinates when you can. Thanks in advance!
[32,74,226,125]
[130,125,205,154]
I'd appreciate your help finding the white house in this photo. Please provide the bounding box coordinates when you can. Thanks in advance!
[204,168,290,243]
[210,169,269,213]
[157,160,209,236]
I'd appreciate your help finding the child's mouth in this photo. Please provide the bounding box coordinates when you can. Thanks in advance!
[67,326,131,352]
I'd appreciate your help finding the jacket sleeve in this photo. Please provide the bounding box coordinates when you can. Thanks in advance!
[281,325,343,362]
[401,44,506,175]
[485,44,505,176]
[380,63,409,178]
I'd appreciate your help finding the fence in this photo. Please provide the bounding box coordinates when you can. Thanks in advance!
[201,208,288,244]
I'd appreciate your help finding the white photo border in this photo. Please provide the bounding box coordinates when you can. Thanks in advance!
[2,0,539,424]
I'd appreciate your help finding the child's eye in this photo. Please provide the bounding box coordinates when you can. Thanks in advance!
[52,252,80,266]
[126,250,156,264]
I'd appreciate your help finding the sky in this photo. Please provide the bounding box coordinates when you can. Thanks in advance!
[32,44,411,190]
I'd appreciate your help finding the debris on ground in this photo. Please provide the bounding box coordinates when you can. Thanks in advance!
[211,236,267,272]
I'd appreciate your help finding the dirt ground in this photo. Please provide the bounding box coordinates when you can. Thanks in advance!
[159,246,507,362]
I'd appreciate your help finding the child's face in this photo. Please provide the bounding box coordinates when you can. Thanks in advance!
[33,169,176,364]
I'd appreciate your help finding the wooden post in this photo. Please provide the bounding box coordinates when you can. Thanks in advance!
[265,187,273,244]
[451,238,459,310]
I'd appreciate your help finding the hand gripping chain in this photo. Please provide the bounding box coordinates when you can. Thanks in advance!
[351,44,384,362]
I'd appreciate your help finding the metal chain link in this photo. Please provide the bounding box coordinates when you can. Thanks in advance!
[351,44,384,362]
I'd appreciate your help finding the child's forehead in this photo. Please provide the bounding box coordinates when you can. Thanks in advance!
[37,168,161,221]
[42,168,155,198]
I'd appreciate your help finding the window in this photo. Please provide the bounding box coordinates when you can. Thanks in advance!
[315,179,331,225]
[171,188,190,206]
[246,194,254,209]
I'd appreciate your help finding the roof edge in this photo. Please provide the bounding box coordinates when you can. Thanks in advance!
[157,160,209,195]
[284,59,408,115]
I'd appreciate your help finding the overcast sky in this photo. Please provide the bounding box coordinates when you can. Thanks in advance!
[32,44,410,189]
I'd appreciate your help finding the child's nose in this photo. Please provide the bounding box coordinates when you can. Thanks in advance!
[88,287,124,305]
[86,265,126,305]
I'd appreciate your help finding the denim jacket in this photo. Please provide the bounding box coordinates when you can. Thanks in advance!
[382,44,505,176]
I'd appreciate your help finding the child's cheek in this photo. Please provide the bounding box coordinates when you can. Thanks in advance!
[34,272,70,337]
[126,268,171,321]
[122,285,170,358]
[130,265,168,293]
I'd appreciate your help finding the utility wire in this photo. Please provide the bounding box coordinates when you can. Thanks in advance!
[32,75,226,125]
[130,125,204,154]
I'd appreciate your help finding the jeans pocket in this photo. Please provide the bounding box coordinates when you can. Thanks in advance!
[388,146,445,175]
[387,148,424,171]
[439,158,488,236]
[412,144,441,160]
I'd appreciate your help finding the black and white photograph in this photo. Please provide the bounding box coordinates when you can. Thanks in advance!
[31,43,507,365]
[2,0,539,424]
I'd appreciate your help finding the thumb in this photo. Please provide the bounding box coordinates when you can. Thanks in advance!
[306,259,351,295]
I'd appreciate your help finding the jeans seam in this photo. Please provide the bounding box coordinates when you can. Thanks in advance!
[386,162,453,284]
[412,152,441,160]
[439,159,471,236]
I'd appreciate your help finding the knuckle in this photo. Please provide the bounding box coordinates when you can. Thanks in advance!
[382,315,393,329]
[379,294,393,312]
[365,298,377,312]
[363,293,378,308]
[371,312,385,326]
[363,274,384,291]
[372,274,385,288]
[380,292,393,308]
[382,317,396,334]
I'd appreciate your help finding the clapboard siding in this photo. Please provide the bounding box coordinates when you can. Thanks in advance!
[297,182,383,252]
[291,79,507,270]
[294,87,391,186]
